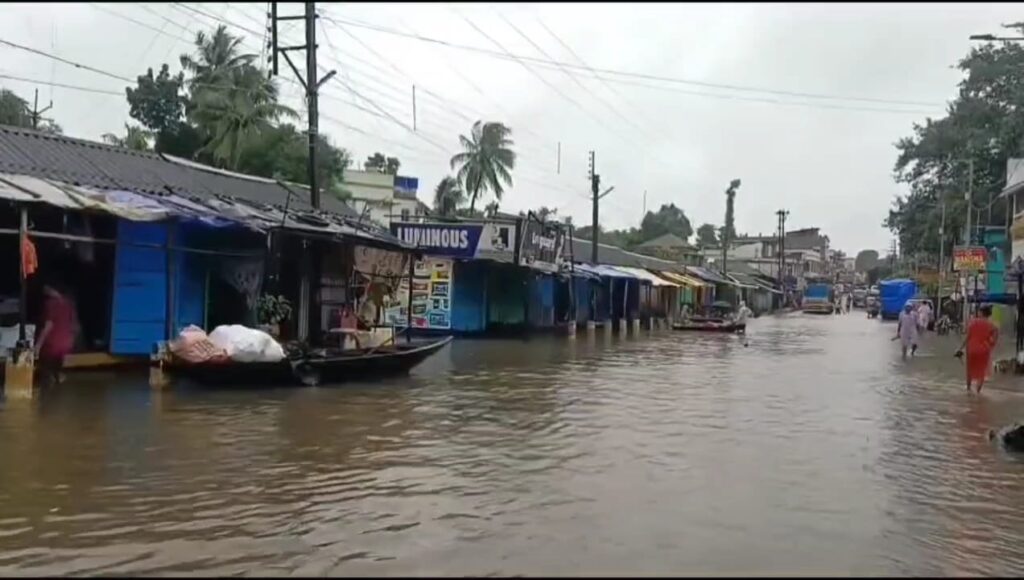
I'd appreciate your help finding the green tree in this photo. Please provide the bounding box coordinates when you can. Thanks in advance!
[190,64,295,168]
[363,152,401,174]
[450,120,516,212]
[887,28,1024,256]
[0,89,29,127]
[236,123,350,197]
[179,25,255,95]
[854,249,879,272]
[102,124,152,151]
[639,203,692,242]
[126,65,186,138]
[696,223,718,247]
[432,176,464,216]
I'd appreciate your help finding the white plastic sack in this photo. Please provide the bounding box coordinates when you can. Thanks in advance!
[208,324,286,363]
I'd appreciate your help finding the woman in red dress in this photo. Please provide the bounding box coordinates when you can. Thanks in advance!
[957,304,999,394]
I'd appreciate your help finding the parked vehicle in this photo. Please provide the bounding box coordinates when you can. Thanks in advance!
[852,287,867,308]
[803,282,834,314]
[879,279,917,320]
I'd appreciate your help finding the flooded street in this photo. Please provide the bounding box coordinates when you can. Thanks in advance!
[4,313,1024,576]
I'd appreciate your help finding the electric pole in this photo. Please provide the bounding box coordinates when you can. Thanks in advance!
[589,151,600,264]
[29,88,52,130]
[587,150,614,264]
[270,2,336,209]
[776,209,789,286]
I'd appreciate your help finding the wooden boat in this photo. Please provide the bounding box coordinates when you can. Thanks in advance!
[672,321,746,333]
[158,336,453,387]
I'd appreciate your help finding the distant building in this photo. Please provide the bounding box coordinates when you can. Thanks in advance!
[634,233,702,265]
[345,170,428,227]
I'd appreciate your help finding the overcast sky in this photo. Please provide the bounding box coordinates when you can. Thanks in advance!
[1,3,1020,254]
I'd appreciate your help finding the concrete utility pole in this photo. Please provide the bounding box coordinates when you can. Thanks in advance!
[270,2,336,209]
[587,151,615,264]
[28,89,52,130]
[938,199,946,316]
[964,158,974,324]
[721,179,741,277]
[776,209,789,286]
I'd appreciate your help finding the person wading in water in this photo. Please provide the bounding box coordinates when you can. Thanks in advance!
[957,304,999,394]
[895,302,919,360]
[33,279,77,386]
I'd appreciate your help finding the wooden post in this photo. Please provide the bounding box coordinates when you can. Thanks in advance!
[406,253,415,343]
[6,205,34,396]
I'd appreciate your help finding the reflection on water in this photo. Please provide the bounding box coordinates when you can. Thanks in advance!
[3,314,1024,575]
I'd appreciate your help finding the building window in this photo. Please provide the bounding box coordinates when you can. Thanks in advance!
[401,208,410,222]
[498,226,510,249]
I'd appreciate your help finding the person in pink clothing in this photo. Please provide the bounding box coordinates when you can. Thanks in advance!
[33,280,77,386]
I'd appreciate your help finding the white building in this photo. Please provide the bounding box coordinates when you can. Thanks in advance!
[345,170,429,227]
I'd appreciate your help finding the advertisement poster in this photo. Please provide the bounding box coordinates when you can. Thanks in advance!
[384,258,454,329]
[519,212,565,273]
[953,246,987,273]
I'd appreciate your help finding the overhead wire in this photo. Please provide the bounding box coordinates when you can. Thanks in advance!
[7,4,595,216]
[323,13,945,109]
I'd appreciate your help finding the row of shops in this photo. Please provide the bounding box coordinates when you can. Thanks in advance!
[0,125,422,366]
[0,126,786,373]
[387,219,786,336]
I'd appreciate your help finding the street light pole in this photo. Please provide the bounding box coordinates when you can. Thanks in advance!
[938,199,946,316]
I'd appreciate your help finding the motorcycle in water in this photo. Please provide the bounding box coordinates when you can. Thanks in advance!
[865,296,880,319]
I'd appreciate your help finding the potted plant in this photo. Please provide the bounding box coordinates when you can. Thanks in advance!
[257,294,292,338]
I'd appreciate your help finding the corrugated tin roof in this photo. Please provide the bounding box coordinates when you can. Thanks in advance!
[566,237,688,272]
[0,124,358,218]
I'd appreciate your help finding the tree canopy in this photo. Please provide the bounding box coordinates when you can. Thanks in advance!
[639,203,692,242]
[887,27,1024,258]
[120,25,350,198]
[854,249,879,272]
[450,120,516,212]
[364,152,401,175]
[696,223,719,247]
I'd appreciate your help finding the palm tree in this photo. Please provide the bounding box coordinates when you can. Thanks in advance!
[433,176,465,217]
[449,120,516,212]
[191,65,295,168]
[180,25,255,93]
[102,124,152,151]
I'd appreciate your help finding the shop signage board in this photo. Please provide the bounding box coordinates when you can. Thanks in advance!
[384,257,454,329]
[518,213,565,273]
[390,222,484,259]
[952,246,987,273]
[390,220,517,263]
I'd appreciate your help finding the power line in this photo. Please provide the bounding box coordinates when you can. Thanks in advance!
[496,12,653,141]
[0,37,134,82]
[0,73,124,96]
[322,14,944,109]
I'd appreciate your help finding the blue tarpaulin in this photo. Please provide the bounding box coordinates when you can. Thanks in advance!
[880,278,917,317]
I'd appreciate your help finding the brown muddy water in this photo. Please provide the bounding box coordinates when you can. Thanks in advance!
[3,312,1024,576]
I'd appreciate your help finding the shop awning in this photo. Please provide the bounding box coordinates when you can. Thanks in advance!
[566,264,602,280]
[686,266,734,285]
[615,266,676,286]
[656,270,710,288]
[574,263,637,279]
[0,172,414,251]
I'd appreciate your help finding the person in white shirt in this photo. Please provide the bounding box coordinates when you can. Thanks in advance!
[734,300,754,346]
[734,301,753,326]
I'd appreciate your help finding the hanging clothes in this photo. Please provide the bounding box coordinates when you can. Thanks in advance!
[219,257,264,310]
[21,235,37,278]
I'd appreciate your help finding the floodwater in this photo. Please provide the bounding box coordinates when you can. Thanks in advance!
[3,313,1024,576]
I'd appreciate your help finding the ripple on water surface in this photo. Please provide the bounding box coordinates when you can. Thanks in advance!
[3,314,1024,575]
